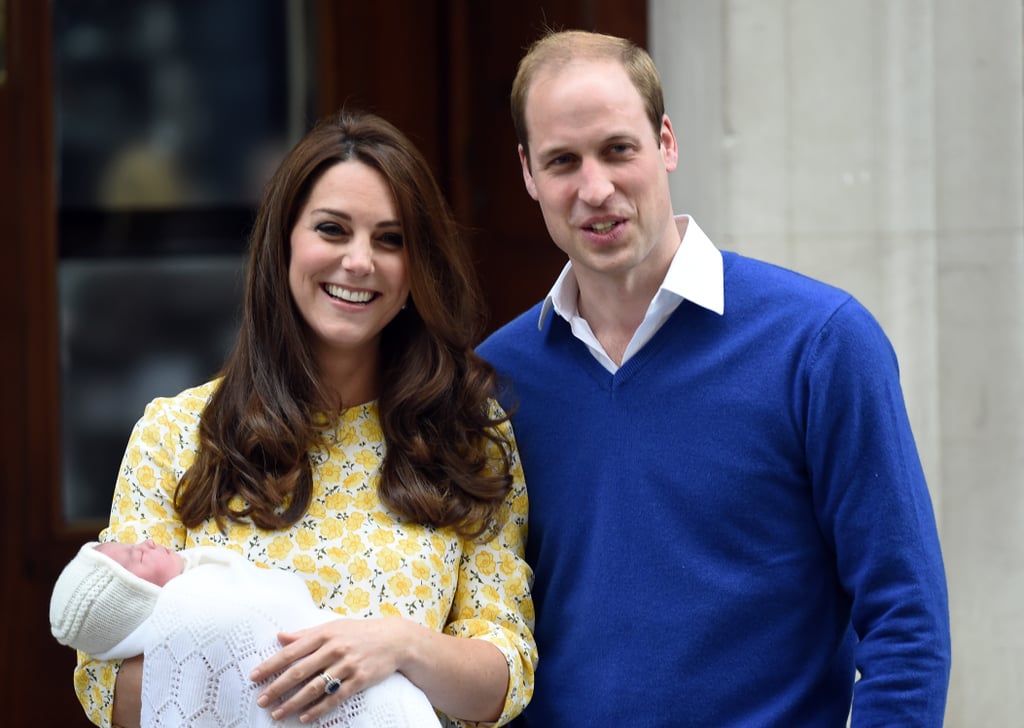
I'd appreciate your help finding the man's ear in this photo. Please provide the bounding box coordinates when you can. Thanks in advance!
[660,115,679,173]
[519,144,539,200]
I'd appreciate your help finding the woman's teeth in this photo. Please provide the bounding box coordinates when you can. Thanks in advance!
[325,284,374,303]
[590,221,617,234]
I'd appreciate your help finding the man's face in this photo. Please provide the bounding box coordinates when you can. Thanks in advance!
[519,58,679,290]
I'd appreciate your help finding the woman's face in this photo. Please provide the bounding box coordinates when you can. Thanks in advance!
[288,160,410,375]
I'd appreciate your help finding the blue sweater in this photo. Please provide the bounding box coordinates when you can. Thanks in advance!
[478,251,950,727]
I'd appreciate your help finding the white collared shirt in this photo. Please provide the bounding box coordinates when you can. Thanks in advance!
[538,215,725,373]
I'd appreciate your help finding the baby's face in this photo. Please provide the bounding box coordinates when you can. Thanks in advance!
[96,540,183,587]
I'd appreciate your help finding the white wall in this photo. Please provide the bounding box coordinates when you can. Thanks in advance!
[650,1,1024,724]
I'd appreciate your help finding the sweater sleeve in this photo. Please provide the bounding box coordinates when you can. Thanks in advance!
[804,299,951,726]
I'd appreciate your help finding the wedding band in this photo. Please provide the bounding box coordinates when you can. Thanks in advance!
[319,671,342,695]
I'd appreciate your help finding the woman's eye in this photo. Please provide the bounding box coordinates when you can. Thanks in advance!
[379,232,404,248]
[315,222,345,236]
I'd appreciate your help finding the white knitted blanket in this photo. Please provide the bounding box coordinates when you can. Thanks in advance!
[128,547,439,727]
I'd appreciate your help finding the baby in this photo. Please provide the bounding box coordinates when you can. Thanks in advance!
[50,540,440,727]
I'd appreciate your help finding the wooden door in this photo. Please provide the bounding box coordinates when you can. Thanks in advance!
[0,1,644,724]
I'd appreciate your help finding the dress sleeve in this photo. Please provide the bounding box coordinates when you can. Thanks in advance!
[443,418,537,727]
[72,386,208,726]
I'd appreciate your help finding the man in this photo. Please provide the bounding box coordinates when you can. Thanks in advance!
[478,29,951,726]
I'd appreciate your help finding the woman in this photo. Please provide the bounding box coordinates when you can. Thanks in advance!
[73,110,535,727]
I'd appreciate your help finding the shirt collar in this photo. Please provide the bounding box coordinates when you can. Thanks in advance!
[538,214,724,330]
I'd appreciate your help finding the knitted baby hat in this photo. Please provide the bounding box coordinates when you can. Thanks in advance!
[49,541,162,655]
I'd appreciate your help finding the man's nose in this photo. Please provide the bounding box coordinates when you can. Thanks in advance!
[577,159,614,206]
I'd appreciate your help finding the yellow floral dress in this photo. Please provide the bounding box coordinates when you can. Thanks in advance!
[73,380,536,727]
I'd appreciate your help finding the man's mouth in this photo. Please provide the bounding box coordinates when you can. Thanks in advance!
[587,221,619,234]
[324,284,376,304]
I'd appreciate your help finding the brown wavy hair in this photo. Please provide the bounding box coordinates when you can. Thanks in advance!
[174,109,515,539]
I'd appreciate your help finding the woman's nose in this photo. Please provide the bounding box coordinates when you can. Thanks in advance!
[343,236,374,275]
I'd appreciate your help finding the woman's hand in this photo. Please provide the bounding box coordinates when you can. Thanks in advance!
[250,615,508,723]
[250,617,409,723]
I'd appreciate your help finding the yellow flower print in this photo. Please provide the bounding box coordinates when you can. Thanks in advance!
[318,565,342,584]
[429,534,446,553]
[267,536,294,561]
[411,560,431,581]
[348,557,370,581]
[319,462,341,484]
[499,556,518,577]
[481,602,501,622]
[344,587,371,612]
[126,447,143,469]
[343,473,363,491]
[98,664,115,684]
[341,533,363,555]
[339,427,361,447]
[398,536,421,556]
[308,580,328,605]
[149,523,172,546]
[354,490,378,510]
[380,603,400,618]
[359,418,383,441]
[369,529,395,547]
[523,600,536,621]
[140,424,161,447]
[371,510,395,528]
[346,512,366,532]
[429,553,444,572]
[144,498,169,519]
[353,449,378,469]
[414,585,432,601]
[296,528,317,551]
[424,608,440,630]
[179,448,195,470]
[387,573,412,597]
[319,517,345,540]
[440,572,453,590]
[119,525,140,543]
[228,494,247,512]
[327,546,350,564]
[376,547,401,572]
[325,492,352,511]
[74,665,90,692]
[475,551,497,576]
[293,553,317,574]
[136,465,157,490]
[504,575,525,596]
[205,520,221,537]
[182,395,206,412]
[228,522,254,542]
[308,500,326,518]
[457,605,475,620]
[481,585,500,603]
[117,494,133,516]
